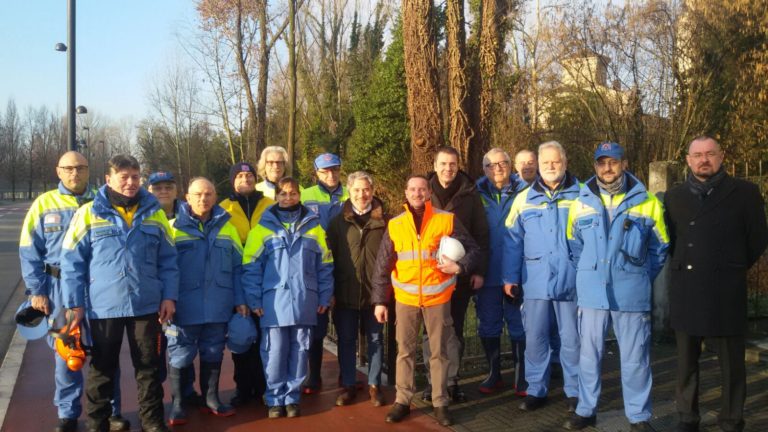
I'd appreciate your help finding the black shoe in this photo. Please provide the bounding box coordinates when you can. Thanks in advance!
[385,403,411,423]
[434,406,453,426]
[676,421,699,432]
[108,415,130,431]
[230,390,252,406]
[518,395,547,411]
[566,397,579,413]
[286,403,301,418]
[630,422,656,432]
[85,420,107,432]
[268,406,286,418]
[448,384,467,403]
[563,414,597,430]
[421,384,432,402]
[142,425,171,432]
[55,418,78,432]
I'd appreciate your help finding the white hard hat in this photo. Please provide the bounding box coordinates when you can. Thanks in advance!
[438,236,465,265]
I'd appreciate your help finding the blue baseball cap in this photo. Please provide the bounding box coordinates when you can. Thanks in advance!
[147,171,176,185]
[15,300,52,340]
[314,153,341,170]
[594,142,624,161]
[227,313,257,354]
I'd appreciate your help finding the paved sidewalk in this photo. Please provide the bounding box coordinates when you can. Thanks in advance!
[434,339,768,432]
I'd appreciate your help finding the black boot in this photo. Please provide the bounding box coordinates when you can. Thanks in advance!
[168,367,188,426]
[478,337,503,394]
[180,364,201,406]
[200,362,235,417]
[512,338,528,396]
[303,338,324,394]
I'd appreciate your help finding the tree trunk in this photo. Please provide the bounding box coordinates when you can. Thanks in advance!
[234,0,258,162]
[255,0,269,157]
[446,0,473,168]
[402,0,444,175]
[287,0,297,175]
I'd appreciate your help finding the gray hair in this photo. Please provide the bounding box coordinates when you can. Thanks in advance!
[482,148,511,167]
[347,171,374,188]
[257,146,291,178]
[538,141,567,162]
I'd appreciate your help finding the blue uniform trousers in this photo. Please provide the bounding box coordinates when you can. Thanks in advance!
[333,307,384,387]
[260,326,312,407]
[166,323,227,368]
[475,284,525,340]
[521,299,579,398]
[576,307,652,423]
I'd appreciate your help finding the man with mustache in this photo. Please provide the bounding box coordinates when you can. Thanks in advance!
[664,136,767,432]
[565,142,669,431]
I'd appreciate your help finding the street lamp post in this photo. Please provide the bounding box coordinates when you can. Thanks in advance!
[55,0,77,151]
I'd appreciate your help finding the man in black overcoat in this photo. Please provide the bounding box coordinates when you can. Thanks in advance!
[664,135,768,432]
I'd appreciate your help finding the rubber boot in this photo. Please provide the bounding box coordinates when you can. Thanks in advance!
[478,337,503,394]
[512,339,528,396]
[199,362,235,417]
[168,367,188,426]
[180,365,201,406]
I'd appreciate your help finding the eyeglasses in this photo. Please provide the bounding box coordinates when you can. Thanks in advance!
[485,161,510,170]
[266,160,285,166]
[58,165,89,173]
[688,151,720,160]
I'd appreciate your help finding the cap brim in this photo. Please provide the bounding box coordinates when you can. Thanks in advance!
[17,318,50,340]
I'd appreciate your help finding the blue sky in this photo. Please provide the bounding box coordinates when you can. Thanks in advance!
[0,1,196,121]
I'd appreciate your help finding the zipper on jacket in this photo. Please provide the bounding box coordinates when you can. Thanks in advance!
[417,233,423,307]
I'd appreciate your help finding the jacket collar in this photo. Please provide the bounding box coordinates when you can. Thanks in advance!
[92,184,159,220]
[341,197,386,228]
[529,171,579,201]
[261,203,318,234]
[476,175,525,199]
[58,181,96,200]
[174,202,230,233]
[427,170,477,207]
[695,174,738,218]
[582,172,647,210]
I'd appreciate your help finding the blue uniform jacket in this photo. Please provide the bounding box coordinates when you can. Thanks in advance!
[19,182,96,300]
[301,183,349,230]
[476,175,527,286]
[566,173,669,311]
[503,173,580,300]
[60,186,179,319]
[242,205,334,327]
[171,203,244,326]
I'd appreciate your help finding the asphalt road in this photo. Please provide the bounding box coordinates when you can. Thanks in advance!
[0,202,30,364]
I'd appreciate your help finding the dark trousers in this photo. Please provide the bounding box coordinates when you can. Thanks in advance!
[87,314,164,429]
[232,312,266,399]
[675,331,746,431]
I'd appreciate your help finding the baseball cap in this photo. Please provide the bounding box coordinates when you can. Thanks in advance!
[314,153,341,170]
[15,300,52,340]
[147,171,176,185]
[594,142,624,161]
[227,313,258,354]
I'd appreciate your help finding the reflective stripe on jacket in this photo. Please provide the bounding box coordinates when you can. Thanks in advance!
[503,173,580,300]
[566,173,669,311]
[60,186,179,319]
[219,195,274,245]
[476,175,526,286]
[19,182,96,297]
[242,205,334,327]
[301,183,349,230]
[388,201,455,307]
[171,203,244,326]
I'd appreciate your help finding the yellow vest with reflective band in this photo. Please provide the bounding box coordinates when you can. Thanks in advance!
[388,201,455,307]
[219,196,274,245]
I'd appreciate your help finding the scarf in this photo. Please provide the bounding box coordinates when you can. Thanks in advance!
[596,173,625,196]
[687,167,727,200]
[106,186,140,209]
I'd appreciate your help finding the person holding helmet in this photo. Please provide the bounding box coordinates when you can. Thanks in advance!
[474,147,528,396]
[565,142,669,431]
[18,151,129,432]
[504,141,581,413]
[371,175,480,427]
[219,161,274,406]
[60,154,178,432]
[422,146,489,404]
[255,146,290,200]
[166,177,247,425]
[300,152,349,394]
[242,177,334,419]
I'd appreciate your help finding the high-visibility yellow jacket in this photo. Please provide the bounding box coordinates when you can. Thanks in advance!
[388,201,456,307]
[219,194,274,245]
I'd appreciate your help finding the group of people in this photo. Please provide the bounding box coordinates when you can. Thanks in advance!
[17,135,767,432]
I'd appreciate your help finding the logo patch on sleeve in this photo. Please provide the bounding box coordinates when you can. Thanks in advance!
[44,213,62,225]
